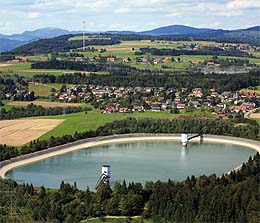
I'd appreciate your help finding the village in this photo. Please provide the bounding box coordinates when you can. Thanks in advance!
[49,83,260,115]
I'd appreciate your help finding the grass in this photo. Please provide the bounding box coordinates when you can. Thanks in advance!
[29,83,66,97]
[241,85,260,93]
[36,110,174,140]
[33,108,215,140]
[0,62,106,78]
[0,100,13,111]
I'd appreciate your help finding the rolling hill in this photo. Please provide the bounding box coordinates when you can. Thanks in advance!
[0,28,80,52]
[139,25,215,36]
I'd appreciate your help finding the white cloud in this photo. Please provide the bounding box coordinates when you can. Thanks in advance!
[27,12,42,19]
[227,0,260,9]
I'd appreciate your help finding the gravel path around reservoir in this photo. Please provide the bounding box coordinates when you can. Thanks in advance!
[0,134,259,179]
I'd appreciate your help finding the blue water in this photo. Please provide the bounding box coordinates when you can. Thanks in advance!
[6,141,256,189]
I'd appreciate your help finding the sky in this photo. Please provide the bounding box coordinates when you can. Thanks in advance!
[0,0,259,34]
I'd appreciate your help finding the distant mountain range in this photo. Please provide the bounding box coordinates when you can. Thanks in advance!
[0,27,80,52]
[0,25,260,53]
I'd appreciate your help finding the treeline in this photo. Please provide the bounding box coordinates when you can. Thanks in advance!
[31,60,139,74]
[0,104,86,120]
[137,47,253,58]
[1,152,259,222]
[1,117,259,162]
[32,60,102,72]
[31,69,260,92]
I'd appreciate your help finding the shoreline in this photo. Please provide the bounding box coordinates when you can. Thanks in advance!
[0,134,260,180]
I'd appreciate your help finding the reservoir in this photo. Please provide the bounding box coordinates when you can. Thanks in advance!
[6,141,256,189]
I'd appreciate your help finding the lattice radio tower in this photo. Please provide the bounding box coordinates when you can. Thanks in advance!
[83,20,86,51]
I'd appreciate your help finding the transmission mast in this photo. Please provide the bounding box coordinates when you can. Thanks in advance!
[83,20,86,51]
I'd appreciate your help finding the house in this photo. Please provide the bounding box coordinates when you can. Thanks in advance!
[162,57,171,63]
[241,102,255,109]
[153,58,162,64]
[123,58,131,63]
[231,105,248,113]
[207,61,215,66]
[132,106,145,112]
[151,105,162,112]
[177,103,186,109]
[107,57,116,62]
[119,107,130,113]
[103,107,116,114]
[189,101,201,108]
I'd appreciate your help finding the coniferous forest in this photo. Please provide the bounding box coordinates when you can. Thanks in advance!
[0,153,259,222]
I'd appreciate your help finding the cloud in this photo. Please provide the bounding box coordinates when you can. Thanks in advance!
[27,12,42,19]
[227,0,260,9]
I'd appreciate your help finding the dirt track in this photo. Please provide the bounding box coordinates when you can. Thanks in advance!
[0,119,64,146]
[250,113,260,118]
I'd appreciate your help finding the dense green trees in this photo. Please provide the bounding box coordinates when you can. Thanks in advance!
[1,153,259,222]
[138,47,253,57]
[0,104,85,120]
[31,69,260,92]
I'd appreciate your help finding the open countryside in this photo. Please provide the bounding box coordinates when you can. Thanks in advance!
[0,2,260,222]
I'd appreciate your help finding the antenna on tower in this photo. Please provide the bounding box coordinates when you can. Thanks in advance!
[83,20,86,51]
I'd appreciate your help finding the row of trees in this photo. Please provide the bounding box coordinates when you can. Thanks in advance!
[0,104,86,120]
[31,69,260,92]
[1,152,259,222]
[138,47,253,57]
[1,117,259,162]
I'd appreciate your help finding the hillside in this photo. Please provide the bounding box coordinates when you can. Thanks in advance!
[140,25,214,36]
[0,28,80,52]
[0,38,25,53]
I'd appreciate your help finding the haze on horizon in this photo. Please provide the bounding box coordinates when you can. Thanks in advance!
[0,0,260,35]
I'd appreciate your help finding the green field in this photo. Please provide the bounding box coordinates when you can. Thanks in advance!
[0,62,105,78]
[29,83,65,96]
[37,110,174,139]
[0,100,13,111]
[32,108,215,140]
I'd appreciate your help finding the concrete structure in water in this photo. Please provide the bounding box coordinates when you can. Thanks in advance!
[182,133,203,146]
[95,164,111,189]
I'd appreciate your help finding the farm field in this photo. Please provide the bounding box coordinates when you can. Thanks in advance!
[0,119,64,146]
[8,101,84,108]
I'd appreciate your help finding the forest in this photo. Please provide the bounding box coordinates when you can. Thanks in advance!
[31,69,260,92]
[1,117,259,162]
[137,47,253,57]
[0,104,87,120]
[0,152,259,222]
[4,35,120,55]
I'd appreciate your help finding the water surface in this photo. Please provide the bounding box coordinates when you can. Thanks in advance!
[6,141,255,189]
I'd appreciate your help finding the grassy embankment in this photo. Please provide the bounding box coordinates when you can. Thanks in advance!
[32,108,214,140]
